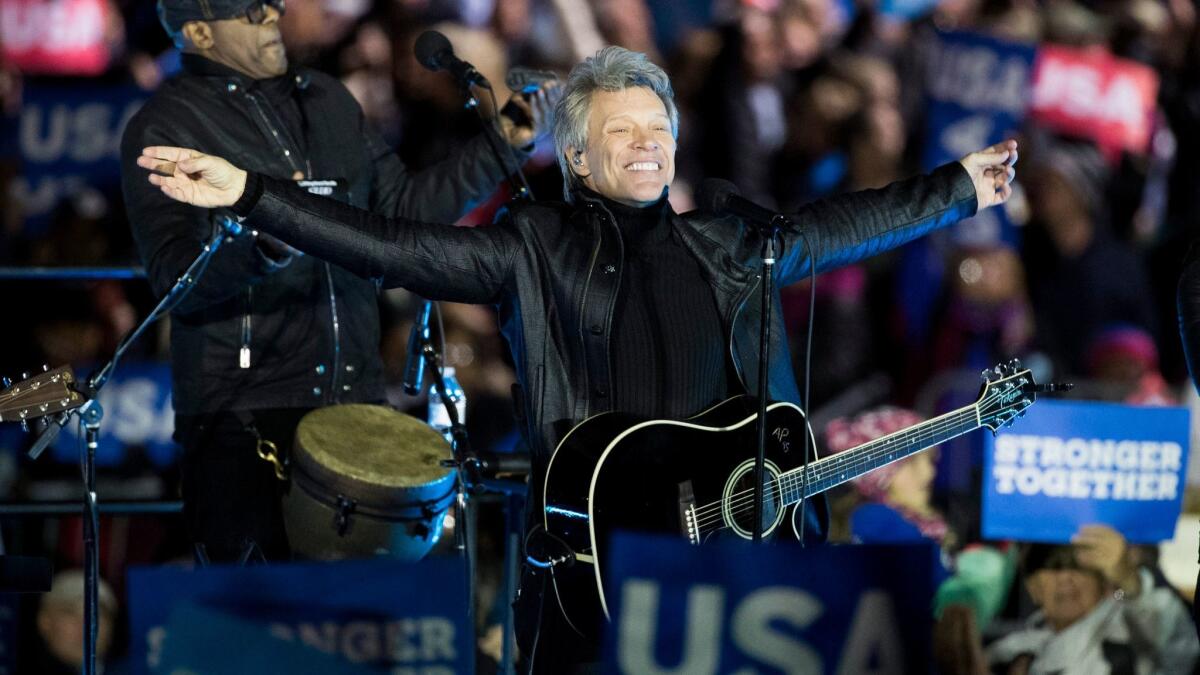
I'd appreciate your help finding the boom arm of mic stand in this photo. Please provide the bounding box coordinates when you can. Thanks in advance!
[27,219,240,460]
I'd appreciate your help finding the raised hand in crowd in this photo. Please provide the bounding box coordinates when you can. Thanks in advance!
[1071,523,1141,595]
[138,147,246,208]
[959,139,1019,211]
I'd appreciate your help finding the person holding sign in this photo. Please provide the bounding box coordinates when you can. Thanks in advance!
[134,46,1018,671]
[979,527,1198,674]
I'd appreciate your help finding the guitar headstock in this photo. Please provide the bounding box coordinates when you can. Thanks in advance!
[976,359,1036,433]
[0,366,85,424]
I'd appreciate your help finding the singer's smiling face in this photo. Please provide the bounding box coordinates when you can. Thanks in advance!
[575,86,675,207]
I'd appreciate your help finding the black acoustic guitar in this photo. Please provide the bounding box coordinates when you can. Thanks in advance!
[542,360,1040,638]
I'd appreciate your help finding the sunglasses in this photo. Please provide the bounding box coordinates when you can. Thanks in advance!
[239,0,285,24]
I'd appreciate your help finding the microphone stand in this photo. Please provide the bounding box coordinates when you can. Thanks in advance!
[751,215,792,545]
[25,217,244,675]
[454,75,535,202]
[415,337,484,636]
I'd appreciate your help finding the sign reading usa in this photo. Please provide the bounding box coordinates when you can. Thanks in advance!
[1029,45,1159,156]
[983,400,1188,544]
[604,533,939,674]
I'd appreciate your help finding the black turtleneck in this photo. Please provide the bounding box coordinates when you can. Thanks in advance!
[587,190,729,419]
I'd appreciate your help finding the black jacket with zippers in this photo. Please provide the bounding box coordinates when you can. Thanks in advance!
[121,54,517,414]
[231,161,978,501]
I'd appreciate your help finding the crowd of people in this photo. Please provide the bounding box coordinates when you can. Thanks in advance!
[3,0,1200,672]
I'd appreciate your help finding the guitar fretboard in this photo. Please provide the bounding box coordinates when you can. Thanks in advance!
[777,406,979,505]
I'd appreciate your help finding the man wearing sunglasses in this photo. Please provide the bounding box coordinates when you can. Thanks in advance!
[119,0,552,564]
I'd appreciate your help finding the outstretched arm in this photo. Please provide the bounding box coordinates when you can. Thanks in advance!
[775,140,1017,284]
[138,146,518,303]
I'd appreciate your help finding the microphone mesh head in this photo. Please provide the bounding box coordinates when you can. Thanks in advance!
[414,30,452,70]
[698,177,738,214]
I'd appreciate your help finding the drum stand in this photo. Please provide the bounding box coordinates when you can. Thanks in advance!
[415,337,528,675]
[416,343,485,625]
[24,217,245,675]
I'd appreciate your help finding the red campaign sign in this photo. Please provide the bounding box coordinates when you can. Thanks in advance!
[0,0,112,76]
[1029,45,1159,156]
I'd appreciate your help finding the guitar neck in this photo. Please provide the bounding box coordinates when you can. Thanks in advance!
[777,404,980,507]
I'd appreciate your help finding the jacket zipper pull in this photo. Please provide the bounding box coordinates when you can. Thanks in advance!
[240,287,253,369]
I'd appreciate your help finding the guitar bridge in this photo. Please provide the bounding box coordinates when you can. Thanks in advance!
[678,480,699,545]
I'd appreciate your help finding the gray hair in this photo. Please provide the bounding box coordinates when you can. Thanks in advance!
[553,46,679,201]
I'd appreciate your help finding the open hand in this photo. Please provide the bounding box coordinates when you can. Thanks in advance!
[958,139,1018,212]
[499,81,561,149]
[1072,524,1140,595]
[137,146,247,208]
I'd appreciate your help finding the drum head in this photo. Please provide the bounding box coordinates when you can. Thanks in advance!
[293,404,454,509]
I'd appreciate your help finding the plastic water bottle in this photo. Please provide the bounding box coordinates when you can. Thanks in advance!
[428,367,466,443]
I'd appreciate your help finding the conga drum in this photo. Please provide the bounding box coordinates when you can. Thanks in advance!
[283,404,456,560]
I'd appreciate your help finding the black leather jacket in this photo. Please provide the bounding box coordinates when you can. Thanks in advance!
[236,162,977,476]
[120,55,517,414]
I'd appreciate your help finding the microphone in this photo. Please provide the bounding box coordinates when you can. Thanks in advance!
[699,178,793,229]
[402,300,433,395]
[414,30,491,89]
[505,66,557,93]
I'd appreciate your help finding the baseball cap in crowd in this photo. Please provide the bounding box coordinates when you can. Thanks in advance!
[157,0,285,37]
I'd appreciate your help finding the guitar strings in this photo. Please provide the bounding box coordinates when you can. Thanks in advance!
[690,409,976,531]
[691,411,974,534]
[689,409,979,533]
[690,408,973,523]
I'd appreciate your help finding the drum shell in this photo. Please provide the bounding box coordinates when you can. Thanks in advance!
[282,404,455,560]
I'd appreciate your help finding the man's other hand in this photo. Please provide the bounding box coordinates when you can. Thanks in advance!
[138,146,247,208]
[958,139,1018,212]
[498,81,561,149]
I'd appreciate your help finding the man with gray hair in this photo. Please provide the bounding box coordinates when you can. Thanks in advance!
[120,0,553,564]
[136,45,1017,671]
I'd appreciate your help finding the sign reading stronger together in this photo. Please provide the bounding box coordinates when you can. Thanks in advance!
[983,400,1189,543]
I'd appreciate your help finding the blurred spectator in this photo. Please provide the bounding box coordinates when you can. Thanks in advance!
[1022,139,1157,377]
[22,569,120,675]
[825,405,1018,657]
[930,244,1033,375]
[1085,324,1176,406]
[984,527,1199,674]
[698,9,789,206]
[824,406,950,546]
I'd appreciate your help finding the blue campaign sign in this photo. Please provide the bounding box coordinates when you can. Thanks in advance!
[54,361,177,469]
[983,400,1190,544]
[604,533,939,674]
[128,556,472,675]
[6,83,147,233]
[923,30,1035,249]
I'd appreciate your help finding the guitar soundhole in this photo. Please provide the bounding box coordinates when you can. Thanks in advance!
[722,460,784,539]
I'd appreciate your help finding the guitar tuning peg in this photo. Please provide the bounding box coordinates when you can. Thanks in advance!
[41,364,49,372]
[980,368,992,381]
[1,377,10,388]
[20,420,28,433]
[20,372,28,381]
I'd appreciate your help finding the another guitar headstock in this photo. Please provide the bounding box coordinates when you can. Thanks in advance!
[976,359,1036,433]
[0,366,86,424]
